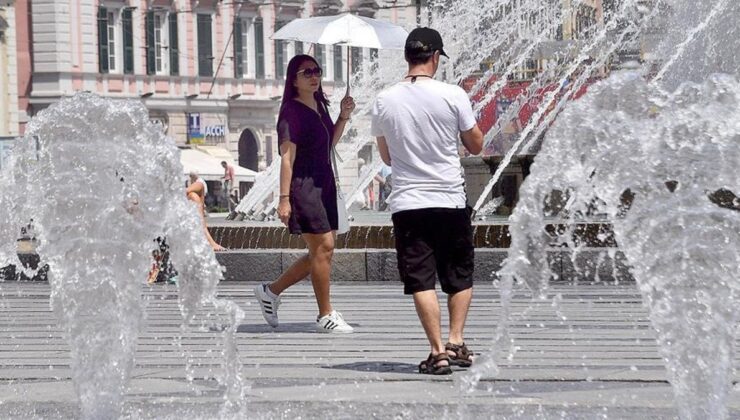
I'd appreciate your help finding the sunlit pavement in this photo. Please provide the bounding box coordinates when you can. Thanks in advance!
[1,281,739,419]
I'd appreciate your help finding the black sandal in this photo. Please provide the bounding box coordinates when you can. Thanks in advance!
[445,342,473,367]
[418,353,453,375]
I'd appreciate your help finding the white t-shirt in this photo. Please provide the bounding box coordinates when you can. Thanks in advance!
[370,78,477,213]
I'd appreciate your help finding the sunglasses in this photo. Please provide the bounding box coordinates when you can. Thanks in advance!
[297,67,323,79]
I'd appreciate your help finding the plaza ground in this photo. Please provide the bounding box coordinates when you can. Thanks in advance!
[1,281,739,419]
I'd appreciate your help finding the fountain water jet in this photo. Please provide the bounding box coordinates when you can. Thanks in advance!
[0,93,246,419]
[471,71,740,419]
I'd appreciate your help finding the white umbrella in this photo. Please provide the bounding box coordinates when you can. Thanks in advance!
[272,13,408,94]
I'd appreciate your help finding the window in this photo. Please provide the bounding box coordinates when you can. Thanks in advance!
[254,17,265,79]
[107,11,117,71]
[168,13,179,76]
[314,44,326,79]
[333,45,343,81]
[121,9,134,74]
[98,7,132,74]
[234,16,253,78]
[197,14,213,77]
[274,21,288,79]
[154,14,166,74]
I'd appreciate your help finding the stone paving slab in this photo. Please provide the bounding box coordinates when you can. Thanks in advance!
[0,282,739,419]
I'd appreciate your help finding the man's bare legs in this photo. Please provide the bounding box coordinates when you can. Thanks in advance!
[414,287,472,361]
[413,290,447,357]
[447,287,472,346]
[265,232,335,317]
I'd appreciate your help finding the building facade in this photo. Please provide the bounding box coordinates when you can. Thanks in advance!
[11,0,425,183]
[0,0,19,139]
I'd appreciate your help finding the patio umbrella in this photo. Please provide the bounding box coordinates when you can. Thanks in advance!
[272,13,408,94]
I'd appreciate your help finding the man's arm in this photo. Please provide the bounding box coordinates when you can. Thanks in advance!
[460,125,484,155]
[376,136,391,165]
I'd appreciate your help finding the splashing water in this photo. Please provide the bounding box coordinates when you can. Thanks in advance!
[475,71,740,418]
[0,93,246,419]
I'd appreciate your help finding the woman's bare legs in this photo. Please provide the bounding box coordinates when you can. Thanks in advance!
[187,192,225,251]
[302,232,335,317]
[269,254,311,295]
[267,232,335,316]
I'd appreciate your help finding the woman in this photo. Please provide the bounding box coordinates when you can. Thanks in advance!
[254,55,356,333]
[186,171,225,251]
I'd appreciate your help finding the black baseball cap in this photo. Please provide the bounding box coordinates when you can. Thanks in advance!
[405,27,449,58]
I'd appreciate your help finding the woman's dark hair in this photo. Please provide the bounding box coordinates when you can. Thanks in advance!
[279,54,330,112]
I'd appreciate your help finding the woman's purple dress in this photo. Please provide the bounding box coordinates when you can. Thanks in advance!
[277,99,338,234]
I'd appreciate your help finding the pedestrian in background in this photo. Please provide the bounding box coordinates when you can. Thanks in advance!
[186,171,225,251]
[221,160,236,214]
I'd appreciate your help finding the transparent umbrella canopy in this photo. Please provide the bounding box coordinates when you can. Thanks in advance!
[272,13,409,94]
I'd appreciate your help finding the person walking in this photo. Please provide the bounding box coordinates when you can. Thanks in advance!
[254,54,356,333]
[220,161,236,214]
[371,28,484,374]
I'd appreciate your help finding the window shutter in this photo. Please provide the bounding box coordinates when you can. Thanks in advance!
[351,47,362,75]
[146,12,156,75]
[234,17,243,78]
[314,44,325,73]
[333,45,343,82]
[274,21,286,79]
[97,7,109,74]
[169,13,179,76]
[295,41,303,55]
[197,14,213,77]
[122,9,134,74]
[254,17,264,79]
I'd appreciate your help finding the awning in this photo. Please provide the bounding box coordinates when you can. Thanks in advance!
[179,147,257,183]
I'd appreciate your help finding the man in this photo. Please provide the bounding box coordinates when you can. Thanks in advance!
[371,27,484,375]
[221,160,236,213]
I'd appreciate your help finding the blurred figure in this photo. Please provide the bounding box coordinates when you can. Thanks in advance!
[375,164,392,211]
[187,171,224,251]
[221,160,236,213]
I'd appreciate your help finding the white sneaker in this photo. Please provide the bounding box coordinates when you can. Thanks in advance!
[254,284,280,328]
[316,310,354,333]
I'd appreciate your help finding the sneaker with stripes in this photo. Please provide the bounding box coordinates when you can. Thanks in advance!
[316,310,354,333]
[254,283,280,328]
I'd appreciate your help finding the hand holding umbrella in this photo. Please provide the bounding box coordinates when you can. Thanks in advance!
[339,96,356,121]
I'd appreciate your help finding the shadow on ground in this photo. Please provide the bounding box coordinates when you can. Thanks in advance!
[236,322,318,333]
[326,361,418,374]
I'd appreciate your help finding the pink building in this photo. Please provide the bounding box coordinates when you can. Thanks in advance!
[9,0,423,178]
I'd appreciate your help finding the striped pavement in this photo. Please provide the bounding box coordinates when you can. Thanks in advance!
[0,281,739,419]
